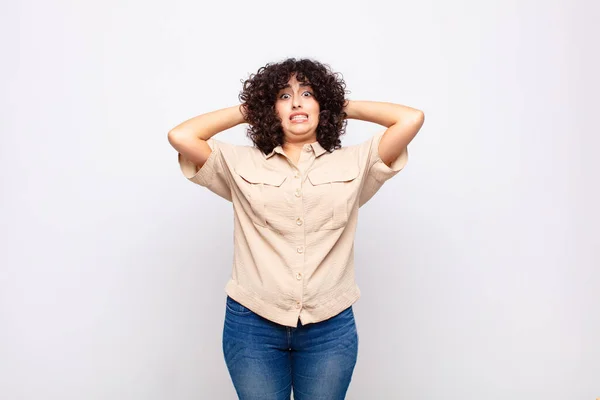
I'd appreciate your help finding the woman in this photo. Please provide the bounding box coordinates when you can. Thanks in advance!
[168,58,424,399]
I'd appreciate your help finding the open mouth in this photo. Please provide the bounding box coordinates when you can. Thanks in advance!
[290,113,308,123]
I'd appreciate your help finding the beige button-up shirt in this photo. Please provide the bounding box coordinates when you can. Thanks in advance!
[178,129,408,327]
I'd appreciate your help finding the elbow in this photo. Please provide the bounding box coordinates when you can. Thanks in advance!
[404,110,424,141]
[411,110,425,132]
[396,108,424,129]
[413,110,425,126]
[167,129,184,147]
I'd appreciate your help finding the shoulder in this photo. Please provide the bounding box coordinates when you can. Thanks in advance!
[334,130,386,153]
[207,138,263,164]
[322,131,385,162]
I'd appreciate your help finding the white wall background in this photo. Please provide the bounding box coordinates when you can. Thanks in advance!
[1,0,598,399]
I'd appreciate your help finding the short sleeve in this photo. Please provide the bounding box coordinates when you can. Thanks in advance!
[358,130,409,207]
[177,138,237,202]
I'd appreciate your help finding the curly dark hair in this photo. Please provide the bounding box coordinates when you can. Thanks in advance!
[238,58,349,155]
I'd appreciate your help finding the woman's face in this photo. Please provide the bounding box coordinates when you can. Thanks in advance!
[275,74,320,142]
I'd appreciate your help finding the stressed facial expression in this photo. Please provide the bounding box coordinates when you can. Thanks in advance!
[275,74,320,140]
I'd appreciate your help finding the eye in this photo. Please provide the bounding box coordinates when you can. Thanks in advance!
[279,93,291,100]
[302,91,313,97]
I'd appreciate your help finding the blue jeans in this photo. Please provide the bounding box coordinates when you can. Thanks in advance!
[222,295,359,399]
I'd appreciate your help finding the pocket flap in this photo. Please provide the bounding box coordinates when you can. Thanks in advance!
[236,167,287,187]
[308,166,359,185]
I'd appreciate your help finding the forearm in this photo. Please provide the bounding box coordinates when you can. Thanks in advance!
[344,100,422,127]
[168,105,246,141]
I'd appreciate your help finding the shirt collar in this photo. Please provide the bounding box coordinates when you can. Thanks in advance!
[265,141,328,159]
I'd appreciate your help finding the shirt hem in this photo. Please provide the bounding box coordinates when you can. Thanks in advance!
[224,279,361,328]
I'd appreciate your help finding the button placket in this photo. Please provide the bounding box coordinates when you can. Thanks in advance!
[293,163,307,313]
[295,242,305,310]
[294,210,304,305]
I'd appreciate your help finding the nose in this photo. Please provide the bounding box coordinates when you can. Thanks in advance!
[292,95,302,109]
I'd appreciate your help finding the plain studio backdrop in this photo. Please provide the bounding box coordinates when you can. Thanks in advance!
[1,0,598,399]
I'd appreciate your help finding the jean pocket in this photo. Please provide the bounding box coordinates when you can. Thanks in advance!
[225,296,253,316]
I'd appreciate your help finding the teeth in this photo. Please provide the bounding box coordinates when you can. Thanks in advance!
[292,115,308,120]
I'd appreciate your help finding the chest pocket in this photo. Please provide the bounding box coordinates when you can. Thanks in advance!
[307,165,360,230]
[235,166,287,228]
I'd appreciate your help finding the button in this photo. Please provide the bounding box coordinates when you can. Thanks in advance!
[295,188,302,197]
[294,172,300,179]
[296,302,302,309]
[296,272,302,280]
[296,246,304,254]
[296,218,303,226]
[304,145,312,152]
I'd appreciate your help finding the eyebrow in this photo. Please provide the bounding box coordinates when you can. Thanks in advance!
[281,82,312,89]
